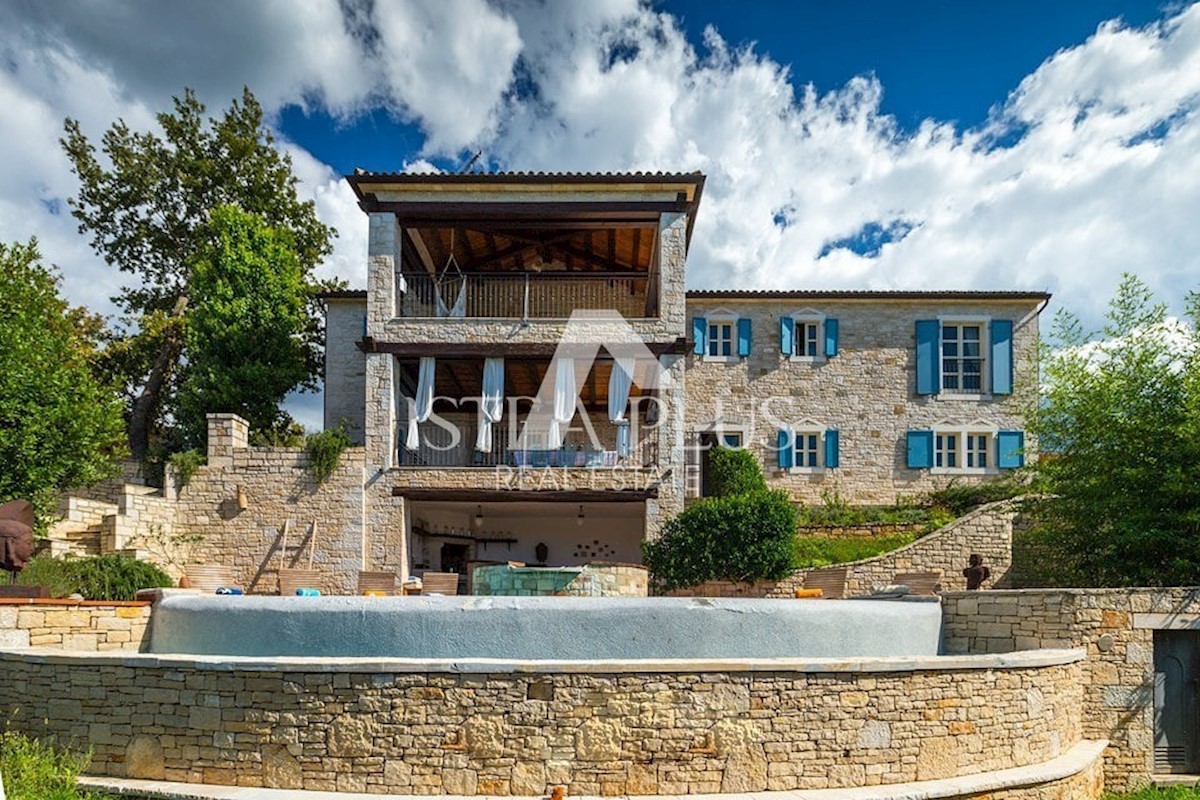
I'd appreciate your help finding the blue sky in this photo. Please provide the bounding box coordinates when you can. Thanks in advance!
[0,0,1197,429]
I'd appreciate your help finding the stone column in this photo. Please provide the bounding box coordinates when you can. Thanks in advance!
[657,211,689,334]
[366,212,400,338]
[205,413,249,468]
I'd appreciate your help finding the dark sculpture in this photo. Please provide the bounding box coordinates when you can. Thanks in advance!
[0,500,35,582]
[535,542,549,565]
[963,553,991,590]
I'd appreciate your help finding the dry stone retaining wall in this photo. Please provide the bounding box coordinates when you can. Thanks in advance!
[0,600,149,651]
[0,652,1082,796]
[668,500,1016,598]
[941,587,1200,792]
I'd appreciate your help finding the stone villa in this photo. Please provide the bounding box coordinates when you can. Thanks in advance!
[320,170,1046,576]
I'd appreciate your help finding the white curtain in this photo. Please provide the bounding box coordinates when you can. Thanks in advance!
[476,357,505,452]
[607,358,634,423]
[405,357,436,450]
[546,357,577,449]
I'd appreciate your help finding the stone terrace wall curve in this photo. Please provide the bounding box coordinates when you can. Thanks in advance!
[668,499,1017,598]
[0,648,1082,795]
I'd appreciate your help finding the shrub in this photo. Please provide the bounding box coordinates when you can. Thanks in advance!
[305,425,351,484]
[705,446,766,497]
[643,490,798,591]
[0,730,104,800]
[166,448,206,488]
[16,554,172,601]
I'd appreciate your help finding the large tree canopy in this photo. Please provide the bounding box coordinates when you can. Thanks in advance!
[0,240,126,530]
[175,205,312,448]
[62,88,334,459]
[1027,275,1200,586]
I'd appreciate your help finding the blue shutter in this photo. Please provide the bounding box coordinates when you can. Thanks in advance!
[824,318,839,357]
[997,430,1025,469]
[737,318,752,357]
[907,430,934,469]
[991,319,1014,395]
[777,429,794,469]
[692,317,706,355]
[779,316,794,355]
[915,320,940,395]
[824,429,840,469]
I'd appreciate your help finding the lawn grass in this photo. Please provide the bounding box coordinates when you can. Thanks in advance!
[1109,787,1200,800]
[793,532,923,568]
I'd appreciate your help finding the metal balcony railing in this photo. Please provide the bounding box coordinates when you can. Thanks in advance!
[399,272,656,319]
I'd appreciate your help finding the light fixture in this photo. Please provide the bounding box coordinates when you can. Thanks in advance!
[576,505,585,527]
[474,505,484,529]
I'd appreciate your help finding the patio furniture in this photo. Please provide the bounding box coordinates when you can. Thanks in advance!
[184,564,235,593]
[802,567,847,599]
[420,571,461,596]
[357,570,398,595]
[893,571,943,596]
[277,519,322,596]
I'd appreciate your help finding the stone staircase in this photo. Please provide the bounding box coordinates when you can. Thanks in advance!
[48,483,172,562]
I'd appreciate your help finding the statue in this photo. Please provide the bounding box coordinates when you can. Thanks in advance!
[0,500,35,582]
[962,553,990,590]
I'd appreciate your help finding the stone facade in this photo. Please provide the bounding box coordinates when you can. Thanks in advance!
[323,296,367,443]
[472,564,648,597]
[0,600,149,651]
[0,650,1083,795]
[668,499,1017,597]
[941,587,1200,792]
[684,297,1039,505]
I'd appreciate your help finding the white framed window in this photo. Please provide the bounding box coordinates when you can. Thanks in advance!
[708,321,734,358]
[720,431,743,449]
[932,423,997,475]
[940,318,987,394]
[793,430,821,469]
[788,309,827,362]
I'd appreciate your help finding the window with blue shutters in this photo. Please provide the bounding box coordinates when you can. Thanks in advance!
[996,430,1025,469]
[737,318,752,356]
[907,430,934,469]
[777,426,837,471]
[783,311,835,361]
[698,310,744,361]
[916,425,1024,473]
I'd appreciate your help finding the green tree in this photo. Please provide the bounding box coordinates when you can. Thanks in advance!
[61,87,335,459]
[175,205,313,447]
[0,240,125,530]
[1027,274,1200,586]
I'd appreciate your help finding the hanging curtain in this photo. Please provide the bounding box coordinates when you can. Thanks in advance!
[607,358,634,423]
[547,357,577,449]
[476,357,505,452]
[608,358,634,457]
[405,357,436,450]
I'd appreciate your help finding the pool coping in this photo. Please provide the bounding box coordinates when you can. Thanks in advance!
[77,739,1108,800]
[0,646,1086,674]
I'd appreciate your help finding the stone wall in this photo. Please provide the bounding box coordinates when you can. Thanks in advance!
[796,520,931,539]
[323,297,367,444]
[173,427,368,596]
[472,564,648,597]
[0,600,149,651]
[668,500,1016,598]
[941,587,1200,791]
[684,297,1040,504]
[0,650,1082,795]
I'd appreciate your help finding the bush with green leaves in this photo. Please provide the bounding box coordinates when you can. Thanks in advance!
[0,731,105,800]
[167,448,206,488]
[705,446,767,497]
[644,489,798,591]
[305,425,352,484]
[793,532,923,569]
[17,554,173,601]
[1026,274,1200,586]
[924,477,1032,517]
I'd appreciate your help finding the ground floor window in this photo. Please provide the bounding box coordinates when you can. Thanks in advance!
[934,429,994,473]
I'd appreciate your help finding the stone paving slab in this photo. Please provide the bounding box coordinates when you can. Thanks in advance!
[79,740,1107,800]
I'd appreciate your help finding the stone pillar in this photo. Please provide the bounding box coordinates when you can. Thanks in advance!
[657,211,689,334]
[647,353,686,540]
[205,413,249,468]
[366,212,400,338]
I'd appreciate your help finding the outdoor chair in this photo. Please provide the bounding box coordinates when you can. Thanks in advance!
[801,566,847,599]
[420,571,461,596]
[356,570,398,595]
[184,564,235,593]
[278,568,323,596]
[893,571,943,596]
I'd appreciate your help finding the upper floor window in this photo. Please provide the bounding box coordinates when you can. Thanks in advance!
[941,323,985,392]
[708,321,734,358]
[780,311,839,361]
[915,317,1014,397]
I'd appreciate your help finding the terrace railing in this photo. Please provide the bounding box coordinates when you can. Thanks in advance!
[397,420,658,469]
[400,272,656,319]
